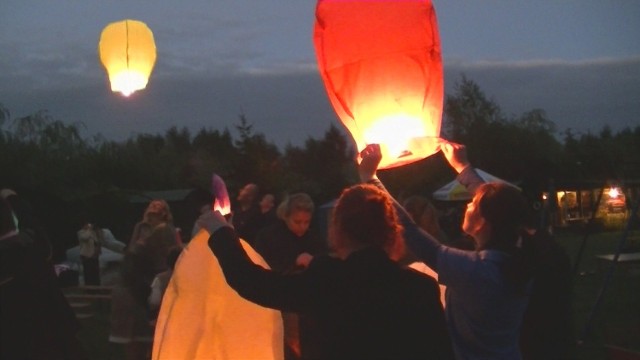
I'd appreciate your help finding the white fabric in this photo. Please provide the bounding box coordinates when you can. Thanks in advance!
[77,228,98,258]
[432,169,518,201]
[148,276,164,308]
[152,228,284,360]
[407,261,446,308]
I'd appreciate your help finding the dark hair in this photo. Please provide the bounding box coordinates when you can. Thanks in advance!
[167,247,182,270]
[475,182,534,293]
[402,195,441,237]
[276,193,314,220]
[0,198,16,235]
[476,183,527,252]
[332,184,404,260]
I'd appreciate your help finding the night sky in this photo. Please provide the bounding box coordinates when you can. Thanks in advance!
[1,1,638,148]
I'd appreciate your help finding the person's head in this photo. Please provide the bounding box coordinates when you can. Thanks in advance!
[144,199,173,225]
[402,195,441,237]
[0,198,16,236]
[462,182,527,251]
[237,183,259,205]
[277,193,314,237]
[329,184,404,261]
[167,247,182,270]
[259,193,275,213]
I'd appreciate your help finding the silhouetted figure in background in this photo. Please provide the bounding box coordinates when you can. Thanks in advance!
[402,195,449,245]
[519,227,575,360]
[231,183,262,245]
[256,193,278,232]
[148,246,182,325]
[77,222,102,286]
[1,197,87,359]
[1,188,53,261]
[254,193,326,359]
[111,199,181,360]
[255,193,325,274]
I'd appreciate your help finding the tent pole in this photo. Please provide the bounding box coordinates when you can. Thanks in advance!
[572,182,606,276]
[578,191,640,342]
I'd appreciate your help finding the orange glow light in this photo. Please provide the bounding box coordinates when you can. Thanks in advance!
[314,0,443,169]
[99,19,156,96]
[211,174,231,216]
[608,187,620,199]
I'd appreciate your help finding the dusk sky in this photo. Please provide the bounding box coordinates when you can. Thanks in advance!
[1,1,639,148]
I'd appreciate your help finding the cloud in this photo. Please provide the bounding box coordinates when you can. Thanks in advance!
[2,55,638,150]
[0,70,339,149]
[443,56,640,135]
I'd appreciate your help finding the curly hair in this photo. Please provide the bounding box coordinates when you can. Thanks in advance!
[332,184,404,260]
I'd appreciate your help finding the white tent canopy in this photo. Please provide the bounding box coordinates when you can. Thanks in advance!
[432,169,518,201]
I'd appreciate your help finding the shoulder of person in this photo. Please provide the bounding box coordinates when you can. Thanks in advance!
[404,265,440,287]
[260,221,287,236]
[0,232,29,251]
[0,233,41,267]
[306,253,340,270]
[153,222,174,233]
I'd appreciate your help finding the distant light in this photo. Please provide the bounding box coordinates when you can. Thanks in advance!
[98,19,156,97]
[608,187,620,199]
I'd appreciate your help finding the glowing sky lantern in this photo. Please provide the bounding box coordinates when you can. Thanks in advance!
[314,0,443,169]
[211,174,231,216]
[99,19,156,97]
[153,174,283,360]
[152,230,283,360]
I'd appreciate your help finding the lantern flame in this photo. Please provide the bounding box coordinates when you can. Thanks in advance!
[364,114,427,159]
[110,70,149,97]
[211,174,231,216]
[608,187,620,199]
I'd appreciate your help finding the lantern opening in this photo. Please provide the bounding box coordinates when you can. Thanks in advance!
[364,114,427,159]
[111,70,149,97]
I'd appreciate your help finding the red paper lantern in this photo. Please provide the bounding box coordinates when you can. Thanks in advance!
[314,0,443,169]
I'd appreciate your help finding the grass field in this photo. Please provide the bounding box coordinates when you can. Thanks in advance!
[73,228,640,360]
[559,227,640,359]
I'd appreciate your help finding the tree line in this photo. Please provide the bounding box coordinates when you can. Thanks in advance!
[1,75,638,259]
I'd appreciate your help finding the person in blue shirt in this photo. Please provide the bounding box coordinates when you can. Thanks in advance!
[359,142,535,359]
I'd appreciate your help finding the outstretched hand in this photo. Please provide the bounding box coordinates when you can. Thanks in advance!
[197,210,232,235]
[440,140,470,174]
[358,144,382,182]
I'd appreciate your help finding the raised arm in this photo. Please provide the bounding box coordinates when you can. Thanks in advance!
[200,211,311,312]
[440,140,485,195]
[358,144,442,269]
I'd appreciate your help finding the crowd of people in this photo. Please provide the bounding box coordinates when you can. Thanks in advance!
[0,139,576,360]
